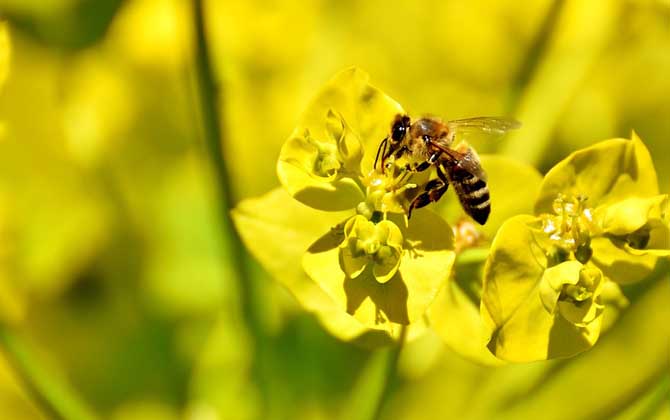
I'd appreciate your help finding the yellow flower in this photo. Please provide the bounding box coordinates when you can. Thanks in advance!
[539,261,604,327]
[338,216,403,284]
[234,69,455,342]
[482,134,669,361]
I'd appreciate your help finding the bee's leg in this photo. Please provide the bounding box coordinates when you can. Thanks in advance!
[393,145,410,160]
[374,137,388,170]
[414,151,442,172]
[436,164,449,183]
[408,178,449,219]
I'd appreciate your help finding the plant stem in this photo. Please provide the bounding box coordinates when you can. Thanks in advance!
[192,0,262,340]
[342,327,406,420]
[191,0,268,411]
[0,325,98,420]
[505,0,565,113]
[502,0,619,166]
[371,328,405,420]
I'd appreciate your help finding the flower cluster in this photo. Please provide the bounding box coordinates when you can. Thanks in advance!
[234,69,456,342]
[481,134,669,361]
[233,69,669,360]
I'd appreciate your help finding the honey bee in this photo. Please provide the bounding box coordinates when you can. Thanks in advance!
[375,114,520,224]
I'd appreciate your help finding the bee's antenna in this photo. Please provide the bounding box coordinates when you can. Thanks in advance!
[374,137,388,170]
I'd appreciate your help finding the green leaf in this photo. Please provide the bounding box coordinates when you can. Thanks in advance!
[303,210,454,336]
[535,134,659,214]
[481,215,601,361]
[277,68,404,211]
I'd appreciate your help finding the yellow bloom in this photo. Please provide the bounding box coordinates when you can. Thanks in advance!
[482,134,669,362]
[235,69,455,342]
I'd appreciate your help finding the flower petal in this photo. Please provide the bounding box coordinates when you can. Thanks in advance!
[598,195,668,236]
[593,194,670,278]
[302,210,454,333]
[234,191,408,345]
[339,245,368,279]
[428,252,505,366]
[538,260,583,314]
[590,236,660,284]
[396,210,456,318]
[535,134,659,214]
[278,131,365,210]
[277,68,404,211]
[372,248,402,284]
[232,189,378,340]
[624,219,670,257]
[481,215,601,361]
[232,188,348,307]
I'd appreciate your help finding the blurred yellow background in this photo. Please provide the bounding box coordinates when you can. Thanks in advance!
[0,0,668,419]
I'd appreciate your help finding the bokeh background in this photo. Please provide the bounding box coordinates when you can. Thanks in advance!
[0,0,668,419]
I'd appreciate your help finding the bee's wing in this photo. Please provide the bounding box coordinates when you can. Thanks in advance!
[446,117,520,138]
[430,141,487,181]
[452,146,487,181]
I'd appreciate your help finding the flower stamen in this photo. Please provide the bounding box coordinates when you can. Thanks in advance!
[542,194,595,263]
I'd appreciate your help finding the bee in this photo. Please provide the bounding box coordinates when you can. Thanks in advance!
[375,114,520,224]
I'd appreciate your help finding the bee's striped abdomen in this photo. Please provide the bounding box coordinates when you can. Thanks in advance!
[448,166,490,225]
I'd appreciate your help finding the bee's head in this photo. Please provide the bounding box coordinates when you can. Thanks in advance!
[390,114,411,144]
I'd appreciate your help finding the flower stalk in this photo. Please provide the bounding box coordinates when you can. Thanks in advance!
[341,327,406,420]
[192,0,268,412]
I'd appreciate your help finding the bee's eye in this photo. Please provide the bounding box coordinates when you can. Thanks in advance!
[391,121,406,142]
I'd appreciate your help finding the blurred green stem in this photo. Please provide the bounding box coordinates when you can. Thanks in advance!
[506,0,565,113]
[502,0,619,165]
[342,327,406,420]
[192,0,268,412]
[0,325,98,420]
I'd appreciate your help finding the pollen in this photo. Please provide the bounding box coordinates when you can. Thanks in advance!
[541,194,596,263]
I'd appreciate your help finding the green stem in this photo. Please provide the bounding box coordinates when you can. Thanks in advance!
[191,0,258,339]
[505,0,565,113]
[342,327,406,420]
[502,0,619,166]
[191,0,268,412]
[0,325,98,420]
